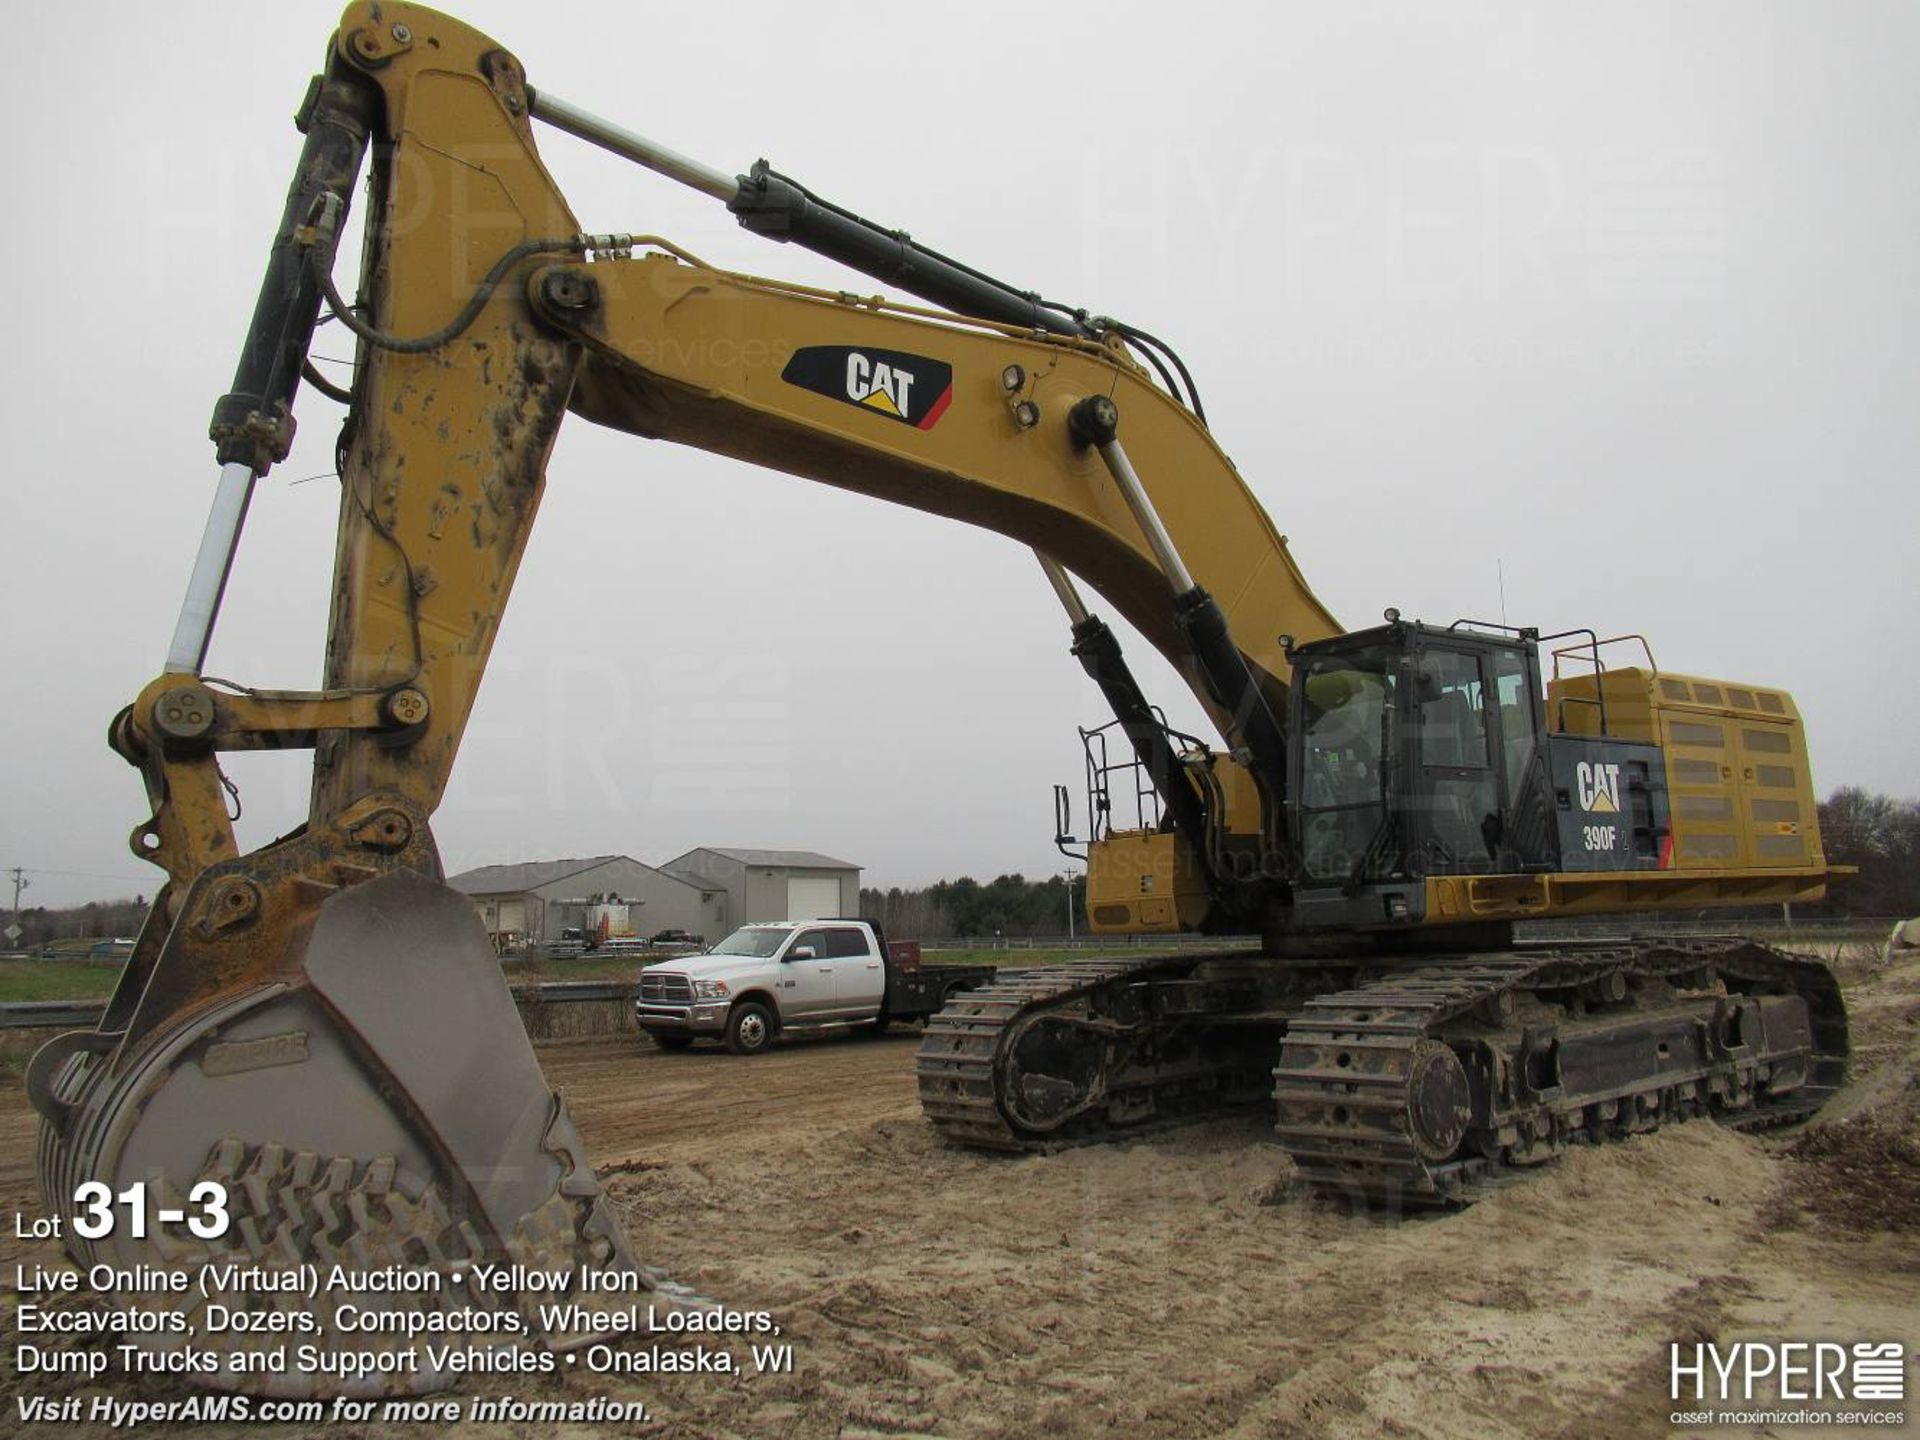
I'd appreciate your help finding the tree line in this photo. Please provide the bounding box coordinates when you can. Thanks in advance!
[5,896,148,948]
[860,874,1079,940]
[1817,787,1920,917]
[861,786,1920,937]
[6,787,1914,949]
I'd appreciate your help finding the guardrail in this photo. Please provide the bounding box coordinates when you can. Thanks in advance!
[919,934,1259,953]
[1517,917,1890,941]
[917,917,1893,950]
[0,1000,110,1030]
[0,978,643,1032]
[508,979,634,1004]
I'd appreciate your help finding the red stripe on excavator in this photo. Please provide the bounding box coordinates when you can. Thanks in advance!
[1659,834,1674,869]
[916,384,954,430]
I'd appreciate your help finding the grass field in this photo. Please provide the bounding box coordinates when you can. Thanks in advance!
[0,959,125,1004]
[500,953,657,985]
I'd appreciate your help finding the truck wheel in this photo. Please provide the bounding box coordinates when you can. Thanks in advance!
[653,1034,694,1052]
[725,1001,775,1056]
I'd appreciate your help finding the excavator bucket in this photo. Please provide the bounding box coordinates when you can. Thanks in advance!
[30,872,691,1396]
[20,9,706,1396]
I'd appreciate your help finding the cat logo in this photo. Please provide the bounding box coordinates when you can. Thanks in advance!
[846,353,913,417]
[1576,761,1623,814]
[781,345,954,430]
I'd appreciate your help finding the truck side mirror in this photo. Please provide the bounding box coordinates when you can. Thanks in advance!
[787,946,816,961]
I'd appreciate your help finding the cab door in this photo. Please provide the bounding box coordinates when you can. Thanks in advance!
[1407,646,1501,875]
[820,926,886,1015]
[779,928,838,1018]
[1488,645,1556,869]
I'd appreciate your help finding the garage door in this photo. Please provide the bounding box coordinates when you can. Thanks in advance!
[497,898,527,934]
[786,876,842,920]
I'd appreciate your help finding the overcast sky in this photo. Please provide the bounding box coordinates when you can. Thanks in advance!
[2,2,1914,910]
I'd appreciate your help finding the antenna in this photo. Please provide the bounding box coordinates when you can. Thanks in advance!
[1497,558,1508,627]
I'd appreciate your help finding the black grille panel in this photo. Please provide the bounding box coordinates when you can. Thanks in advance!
[639,973,693,1002]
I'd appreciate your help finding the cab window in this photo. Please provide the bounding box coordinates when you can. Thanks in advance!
[1490,648,1537,802]
[821,928,870,959]
[1412,648,1498,870]
[1416,650,1489,768]
[1296,653,1396,882]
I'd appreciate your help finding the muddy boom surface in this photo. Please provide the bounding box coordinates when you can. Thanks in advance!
[918,941,1848,1202]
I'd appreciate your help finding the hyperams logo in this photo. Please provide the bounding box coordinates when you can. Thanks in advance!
[1670,1341,1910,1428]
[781,346,954,430]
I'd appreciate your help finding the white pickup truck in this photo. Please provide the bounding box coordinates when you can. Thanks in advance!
[633,919,993,1055]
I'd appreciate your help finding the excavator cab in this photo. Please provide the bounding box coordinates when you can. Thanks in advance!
[1285,617,1666,934]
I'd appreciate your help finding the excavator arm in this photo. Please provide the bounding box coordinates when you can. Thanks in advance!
[30,2,1336,1396]
[305,8,1339,837]
[130,3,1338,955]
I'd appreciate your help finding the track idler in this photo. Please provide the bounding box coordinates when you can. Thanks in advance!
[29,871,691,1397]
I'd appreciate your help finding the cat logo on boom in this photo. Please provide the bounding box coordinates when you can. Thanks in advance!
[846,353,913,417]
[1576,760,1623,814]
[781,345,954,430]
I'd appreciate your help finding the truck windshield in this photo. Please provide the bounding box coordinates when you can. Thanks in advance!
[708,928,792,958]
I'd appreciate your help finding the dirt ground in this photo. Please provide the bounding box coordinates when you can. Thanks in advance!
[2,947,1915,1439]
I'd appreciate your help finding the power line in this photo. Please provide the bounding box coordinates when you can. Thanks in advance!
[18,866,153,884]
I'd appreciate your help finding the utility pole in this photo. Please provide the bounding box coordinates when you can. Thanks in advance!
[6,867,27,948]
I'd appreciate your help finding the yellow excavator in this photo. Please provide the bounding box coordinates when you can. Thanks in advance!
[30,2,1846,1395]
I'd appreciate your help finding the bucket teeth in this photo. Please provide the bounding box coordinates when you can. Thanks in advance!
[32,871,712,1397]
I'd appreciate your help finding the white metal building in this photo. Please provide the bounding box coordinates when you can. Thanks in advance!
[662,847,862,927]
[448,855,722,951]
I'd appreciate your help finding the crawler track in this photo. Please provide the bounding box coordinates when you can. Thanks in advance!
[1271,938,1848,1205]
[916,955,1281,1151]
[920,940,1848,1204]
